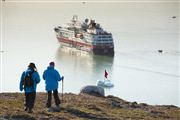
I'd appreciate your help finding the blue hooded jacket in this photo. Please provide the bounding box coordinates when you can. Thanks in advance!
[43,66,62,91]
[20,68,40,93]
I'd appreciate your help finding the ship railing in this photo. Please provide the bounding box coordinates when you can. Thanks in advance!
[96,32,111,35]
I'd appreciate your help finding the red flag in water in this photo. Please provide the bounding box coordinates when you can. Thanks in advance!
[104,70,108,78]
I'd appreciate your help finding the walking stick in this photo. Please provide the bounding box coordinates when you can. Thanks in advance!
[61,76,64,102]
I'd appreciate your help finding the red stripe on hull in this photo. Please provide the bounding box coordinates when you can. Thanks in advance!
[57,37,114,49]
[57,37,93,48]
[56,37,114,56]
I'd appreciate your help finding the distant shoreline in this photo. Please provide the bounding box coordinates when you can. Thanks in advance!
[0,92,179,120]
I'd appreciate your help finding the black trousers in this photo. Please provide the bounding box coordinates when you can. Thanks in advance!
[25,92,36,110]
[46,89,60,108]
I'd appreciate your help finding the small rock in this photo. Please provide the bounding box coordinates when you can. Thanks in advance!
[111,101,121,108]
[129,101,139,108]
[139,103,148,106]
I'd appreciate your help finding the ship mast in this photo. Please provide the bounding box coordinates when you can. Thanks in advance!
[72,15,78,23]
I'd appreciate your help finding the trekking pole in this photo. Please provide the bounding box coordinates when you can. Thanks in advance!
[62,76,64,102]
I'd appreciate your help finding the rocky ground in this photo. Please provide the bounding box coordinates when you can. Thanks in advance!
[0,93,179,120]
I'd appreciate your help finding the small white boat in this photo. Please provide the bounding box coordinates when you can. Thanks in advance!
[97,79,114,87]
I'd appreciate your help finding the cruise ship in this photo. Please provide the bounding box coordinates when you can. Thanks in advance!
[54,15,114,56]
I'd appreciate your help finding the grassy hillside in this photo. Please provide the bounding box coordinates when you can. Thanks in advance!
[0,93,179,120]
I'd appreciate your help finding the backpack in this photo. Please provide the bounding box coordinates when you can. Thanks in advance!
[23,71,34,88]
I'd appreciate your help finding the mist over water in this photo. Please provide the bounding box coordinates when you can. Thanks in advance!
[1,1,179,106]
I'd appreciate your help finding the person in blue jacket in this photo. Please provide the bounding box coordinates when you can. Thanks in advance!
[19,63,40,113]
[43,62,64,112]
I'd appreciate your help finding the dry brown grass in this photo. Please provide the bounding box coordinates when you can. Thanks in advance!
[0,93,179,120]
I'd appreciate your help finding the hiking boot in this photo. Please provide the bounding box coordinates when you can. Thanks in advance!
[28,109,33,113]
[47,107,54,112]
[24,107,28,111]
[54,105,60,112]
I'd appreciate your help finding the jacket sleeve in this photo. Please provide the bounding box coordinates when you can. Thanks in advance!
[34,72,40,84]
[55,70,61,81]
[42,70,46,80]
[19,72,25,91]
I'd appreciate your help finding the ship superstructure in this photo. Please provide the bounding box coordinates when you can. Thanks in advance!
[54,15,114,56]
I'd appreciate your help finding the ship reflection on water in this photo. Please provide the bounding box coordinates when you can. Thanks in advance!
[55,46,114,72]
[55,46,114,93]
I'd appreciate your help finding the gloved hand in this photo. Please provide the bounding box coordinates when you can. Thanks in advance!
[61,76,64,81]
[20,86,23,91]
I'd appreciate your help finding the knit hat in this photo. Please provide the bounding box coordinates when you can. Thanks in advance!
[49,62,55,66]
[28,63,36,69]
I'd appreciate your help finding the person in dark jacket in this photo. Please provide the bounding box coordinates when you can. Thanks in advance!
[20,63,40,113]
[43,62,64,112]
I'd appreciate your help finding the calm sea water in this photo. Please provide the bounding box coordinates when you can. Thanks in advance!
[1,1,179,106]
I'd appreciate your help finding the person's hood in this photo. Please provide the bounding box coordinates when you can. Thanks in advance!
[47,66,54,70]
[26,68,33,73]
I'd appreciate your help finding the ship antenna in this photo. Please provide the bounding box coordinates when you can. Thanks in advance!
[72,15,78,22]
